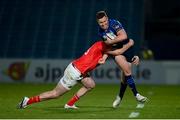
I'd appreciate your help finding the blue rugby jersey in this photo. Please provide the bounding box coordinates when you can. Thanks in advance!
[97,19,135,62]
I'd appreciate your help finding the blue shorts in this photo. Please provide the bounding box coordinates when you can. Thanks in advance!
[110,46,135,63]
[122,46,135,62]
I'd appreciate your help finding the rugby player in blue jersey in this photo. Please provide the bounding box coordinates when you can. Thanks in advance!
[96,11,147,108]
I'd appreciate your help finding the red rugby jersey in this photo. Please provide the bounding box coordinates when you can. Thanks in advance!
[72,41,107,75]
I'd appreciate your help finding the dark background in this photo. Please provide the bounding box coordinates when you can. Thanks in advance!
[0,0,179,60]
[144,0,180,60]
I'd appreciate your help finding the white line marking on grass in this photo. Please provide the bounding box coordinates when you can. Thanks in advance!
[136,103,144,108]
[128,112,140,118]
[128,100,146,118]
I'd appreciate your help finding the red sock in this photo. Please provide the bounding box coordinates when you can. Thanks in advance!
[27,96,41,105]
[67,95,79,106]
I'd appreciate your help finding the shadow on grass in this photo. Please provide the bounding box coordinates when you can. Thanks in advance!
[42,105,118,114]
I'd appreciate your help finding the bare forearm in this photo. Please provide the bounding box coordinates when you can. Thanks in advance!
[110,34,127,44]
[98,54,108,64]
[101,54,108,61]
[106,39,134,56]
[104,29,128,45]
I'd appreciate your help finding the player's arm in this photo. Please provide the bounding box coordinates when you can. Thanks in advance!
[104,20,128,45]
[106,39,134,56]
[98,54,108,64]
[131,56,140,65]
[105,29,128,45]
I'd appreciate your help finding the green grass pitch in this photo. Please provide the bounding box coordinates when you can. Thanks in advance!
[0,83,180,119]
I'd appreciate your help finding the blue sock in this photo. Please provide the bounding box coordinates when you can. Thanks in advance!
[125,75,138,96]
[118,82,127,99]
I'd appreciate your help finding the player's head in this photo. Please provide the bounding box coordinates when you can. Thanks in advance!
[96,11,109,30]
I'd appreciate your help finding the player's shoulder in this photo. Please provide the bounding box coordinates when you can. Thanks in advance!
[109,18,123,31]
[92,41,104,48]
[89,41,103,51]
[95,40,104,45]
[109,19,122,26]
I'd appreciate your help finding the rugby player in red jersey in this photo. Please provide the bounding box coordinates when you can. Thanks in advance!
[18,40,134,109]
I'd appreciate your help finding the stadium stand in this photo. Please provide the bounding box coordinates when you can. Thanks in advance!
[0,0,143,59]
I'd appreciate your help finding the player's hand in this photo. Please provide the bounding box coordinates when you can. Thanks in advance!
[98,58,106,64]
[104,37,112,45]
[131,56,140,65]
[129,39,134,46]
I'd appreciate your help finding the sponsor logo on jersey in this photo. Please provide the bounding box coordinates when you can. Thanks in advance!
[115,25,120,29]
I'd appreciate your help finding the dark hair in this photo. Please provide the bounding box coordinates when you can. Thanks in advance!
[96,11,107,19]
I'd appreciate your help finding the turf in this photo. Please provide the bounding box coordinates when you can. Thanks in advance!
[0,83,180,119]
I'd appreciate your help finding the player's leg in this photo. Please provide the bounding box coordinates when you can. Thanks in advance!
[118,72,127,100]
[18,63,78,109]
[18,82,69,109]
[39,83,68,101]
[115,55,138,94]
[65,86,87,109]
[114,55,147,102]
[113,72,128,108]
[65,77,95,109]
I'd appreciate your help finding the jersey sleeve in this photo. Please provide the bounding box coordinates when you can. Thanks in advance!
[112,20,123,33]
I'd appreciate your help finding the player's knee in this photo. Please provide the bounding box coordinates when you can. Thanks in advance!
[82,77,96,90]
[124,71,131,76]
[90,81,96,89]
[123,69,131,76]
[86,81,96,90]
